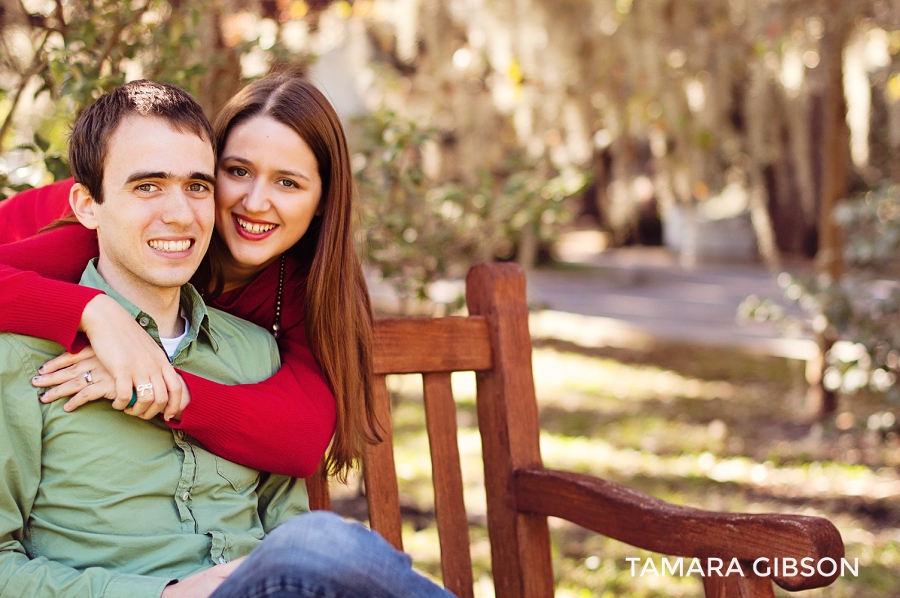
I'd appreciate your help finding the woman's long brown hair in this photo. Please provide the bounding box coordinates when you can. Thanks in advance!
[201,71,378,480]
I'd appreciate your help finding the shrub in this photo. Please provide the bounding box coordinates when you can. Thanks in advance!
[739,183,900,403]
[354,109,585,312]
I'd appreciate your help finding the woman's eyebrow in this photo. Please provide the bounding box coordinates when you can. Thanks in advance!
[276,169,311,182]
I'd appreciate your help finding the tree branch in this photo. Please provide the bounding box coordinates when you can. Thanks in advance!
[95,1,152,71]
[0,29,52,153]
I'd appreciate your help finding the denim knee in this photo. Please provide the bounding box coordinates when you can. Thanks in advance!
[263,511,403,564]
[231,511,450,598]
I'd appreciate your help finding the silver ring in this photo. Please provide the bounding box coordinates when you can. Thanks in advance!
[136,383,153,397]
[83,371,94,385]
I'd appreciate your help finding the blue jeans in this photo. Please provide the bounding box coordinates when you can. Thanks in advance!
[209,511,456,598]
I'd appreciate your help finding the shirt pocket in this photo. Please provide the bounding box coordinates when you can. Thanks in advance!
[214,456,260,492]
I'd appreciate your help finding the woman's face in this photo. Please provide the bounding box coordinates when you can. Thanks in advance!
[215,115,323,275]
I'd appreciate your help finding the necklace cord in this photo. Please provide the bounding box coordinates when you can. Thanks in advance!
[272,254,285,339]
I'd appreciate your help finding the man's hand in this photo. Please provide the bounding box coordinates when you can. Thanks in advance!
[160,557,247,598]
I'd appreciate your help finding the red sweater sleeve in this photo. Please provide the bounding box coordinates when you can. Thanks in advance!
[170,259,336,479]
[0,178,76,243]
[0,224,102,352]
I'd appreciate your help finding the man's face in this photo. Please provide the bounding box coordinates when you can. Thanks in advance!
[87,115,215,298]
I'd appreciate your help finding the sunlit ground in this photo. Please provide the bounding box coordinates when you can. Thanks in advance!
[329,340,900,597]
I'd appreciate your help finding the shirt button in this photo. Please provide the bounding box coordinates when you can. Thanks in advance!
[139,316,150,327]
[176,430,185,440]
[218,557,227,565]
[182,491,190,502]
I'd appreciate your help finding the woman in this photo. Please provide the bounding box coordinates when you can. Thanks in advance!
[0,71,376,481]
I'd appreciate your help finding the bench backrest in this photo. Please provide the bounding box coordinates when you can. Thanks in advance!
[306,263,552,598]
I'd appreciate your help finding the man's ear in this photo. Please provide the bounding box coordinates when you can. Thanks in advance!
[69,183,99,230]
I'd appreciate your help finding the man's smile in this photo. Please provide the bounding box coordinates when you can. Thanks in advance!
[147,238,194,253]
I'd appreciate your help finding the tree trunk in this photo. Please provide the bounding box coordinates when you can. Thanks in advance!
[808,16,852,420]
[195,6,242,118]
[745,61,781,272]
[818,17,851,280]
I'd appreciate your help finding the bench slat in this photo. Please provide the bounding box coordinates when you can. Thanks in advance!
[363,375,403,550]
[374,317,492,374]
[423,372,474,598]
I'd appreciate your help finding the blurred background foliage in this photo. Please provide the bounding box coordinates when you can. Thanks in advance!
[355,108,582,309]
[741,184,900,406]
[0,0,213,189]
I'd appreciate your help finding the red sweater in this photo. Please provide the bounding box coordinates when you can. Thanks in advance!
[0,179,335,478]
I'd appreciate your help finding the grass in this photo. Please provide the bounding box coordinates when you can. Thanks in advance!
[329,340,900,597]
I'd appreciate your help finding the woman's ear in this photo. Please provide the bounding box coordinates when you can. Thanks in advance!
[69,183,99,230]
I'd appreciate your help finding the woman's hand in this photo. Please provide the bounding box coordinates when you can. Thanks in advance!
[31,294,191,420]
[80,294,188,420]
[33,346,191,420]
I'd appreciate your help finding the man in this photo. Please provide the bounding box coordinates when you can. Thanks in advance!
[0,81,452,598]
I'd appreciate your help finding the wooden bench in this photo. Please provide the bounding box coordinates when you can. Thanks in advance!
[305,262,844,598]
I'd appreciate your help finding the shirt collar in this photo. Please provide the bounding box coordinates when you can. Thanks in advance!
[79,259,220,354]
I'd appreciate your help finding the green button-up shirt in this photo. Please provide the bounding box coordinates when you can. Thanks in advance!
[0,260,307,598]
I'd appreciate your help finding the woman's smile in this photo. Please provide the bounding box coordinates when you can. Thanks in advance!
[232,213,278,239]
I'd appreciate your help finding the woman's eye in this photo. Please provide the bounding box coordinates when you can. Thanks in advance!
[230,167,249,177]
[278,179,297,188]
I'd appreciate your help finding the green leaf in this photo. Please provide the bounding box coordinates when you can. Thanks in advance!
[45,155,71,182]
[34,133,50,153]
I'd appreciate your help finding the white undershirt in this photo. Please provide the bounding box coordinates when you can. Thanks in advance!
[159,313,190,360]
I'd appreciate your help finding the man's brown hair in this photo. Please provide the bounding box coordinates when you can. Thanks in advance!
[69,80,215,203]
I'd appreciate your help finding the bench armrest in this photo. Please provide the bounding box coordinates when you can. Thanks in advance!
[514,466,844,591]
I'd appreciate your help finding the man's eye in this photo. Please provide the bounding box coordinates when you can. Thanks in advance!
[137,183,156,193]
[188,182,210,193]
